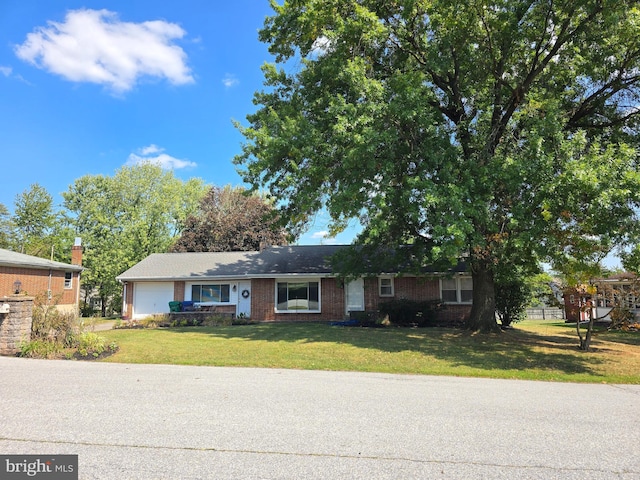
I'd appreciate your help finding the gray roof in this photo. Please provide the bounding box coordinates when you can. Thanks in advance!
[116,245,346,281]
[0,248,83,272]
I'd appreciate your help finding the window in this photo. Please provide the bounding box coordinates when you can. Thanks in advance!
[191,284,230,303]
[276,281,320,312]
[440,277,473,304]
[64,272,73,289]
[379,277,394,297]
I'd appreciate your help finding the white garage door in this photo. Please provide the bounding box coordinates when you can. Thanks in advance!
[133,282,175,319]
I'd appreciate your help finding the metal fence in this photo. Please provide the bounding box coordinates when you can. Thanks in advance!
[525,308,565,320]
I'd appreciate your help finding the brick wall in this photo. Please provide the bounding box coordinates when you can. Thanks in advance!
[361,276,470,324]
[250,276,471,323]
[251,278,345,322]
[362,276,441,310]
[174,282,185,302]
[123,283,134,320]
[0,266,79,306]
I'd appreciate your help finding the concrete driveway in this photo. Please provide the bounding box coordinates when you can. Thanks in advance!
[0,356,638,479]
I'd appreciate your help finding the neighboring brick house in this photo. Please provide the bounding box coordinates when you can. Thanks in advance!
[0,241,84,314]
[116,245,472,323]
[564,273,640,323]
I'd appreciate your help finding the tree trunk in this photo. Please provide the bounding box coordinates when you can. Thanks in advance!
[466,263,499,332]
[578,302,595,351]
[101,294,107,318]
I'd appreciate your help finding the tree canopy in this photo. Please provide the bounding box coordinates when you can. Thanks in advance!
[236,0,640,331]
[63,163,207,314]
[0,203,13,250]
[171,185,289,252]
[12,183,73,261]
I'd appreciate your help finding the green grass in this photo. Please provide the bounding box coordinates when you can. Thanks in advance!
[98,320,640,383]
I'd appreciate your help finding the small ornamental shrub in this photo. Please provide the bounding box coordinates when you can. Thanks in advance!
[75,332,118,359]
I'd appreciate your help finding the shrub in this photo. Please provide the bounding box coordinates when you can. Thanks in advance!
[80,304,97,318]
[233,313,253,325]
[202,315,233,327]
[31,293,79,347]
[18,293,118,359]
[19,339,62,359]
[378,299,442,327]
[495,277,531,327]
[348,311,384,327]
[76,332,116,358]
[609,307,636,331]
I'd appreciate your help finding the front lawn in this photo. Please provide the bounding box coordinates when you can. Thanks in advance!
[98,320,640,383]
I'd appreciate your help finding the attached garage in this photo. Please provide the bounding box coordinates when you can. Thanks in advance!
[132,282,174,319]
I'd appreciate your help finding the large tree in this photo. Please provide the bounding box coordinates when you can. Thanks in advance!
[0,203,13,249]
[236,0,640,331]
[171,185,288,252]
[12,183,74,261]
[64,163,207,315]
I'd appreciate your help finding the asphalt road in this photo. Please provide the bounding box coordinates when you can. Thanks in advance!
[0,356,638,479]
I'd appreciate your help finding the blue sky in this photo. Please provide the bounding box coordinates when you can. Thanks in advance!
[0,0,358,245]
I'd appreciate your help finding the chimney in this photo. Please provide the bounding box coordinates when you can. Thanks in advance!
[71,237,83,266]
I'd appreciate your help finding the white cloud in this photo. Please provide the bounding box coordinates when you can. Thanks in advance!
[311,231,329,239]
[310,35,331,57]
[139,144,163,155]
[14,9,194,93]
[0,64,32,85]
[222,73,239,88]
[127,145,196,170]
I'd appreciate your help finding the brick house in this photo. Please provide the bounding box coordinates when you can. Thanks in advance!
[117,245,472,323]
[563,273,640,323]
[0,240,84,314]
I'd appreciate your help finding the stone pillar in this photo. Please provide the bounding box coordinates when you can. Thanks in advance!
[0,296,34,356]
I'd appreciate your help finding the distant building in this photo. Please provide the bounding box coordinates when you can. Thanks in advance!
[563,273,639,322]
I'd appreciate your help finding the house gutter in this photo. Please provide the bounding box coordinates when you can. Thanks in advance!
[115,270,470,283]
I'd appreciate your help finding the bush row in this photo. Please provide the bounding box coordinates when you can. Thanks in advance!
[378,299,443,327]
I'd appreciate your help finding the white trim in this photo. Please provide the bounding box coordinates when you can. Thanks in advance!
[64,271,73,289]
[345,278,365,315]
[378,276,394,297]
[186,281,238,305]
[440,276,473,304]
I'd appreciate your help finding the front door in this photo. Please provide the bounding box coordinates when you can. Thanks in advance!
[237,281,251,318]
[345,278,365,316]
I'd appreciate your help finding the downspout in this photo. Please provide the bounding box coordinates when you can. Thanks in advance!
[121,281,128,319]
[47,269,52,305]
[75,270,81,316]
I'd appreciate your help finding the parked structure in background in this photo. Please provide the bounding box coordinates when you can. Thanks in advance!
[117,245,471,323]
[0,239,83,314]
